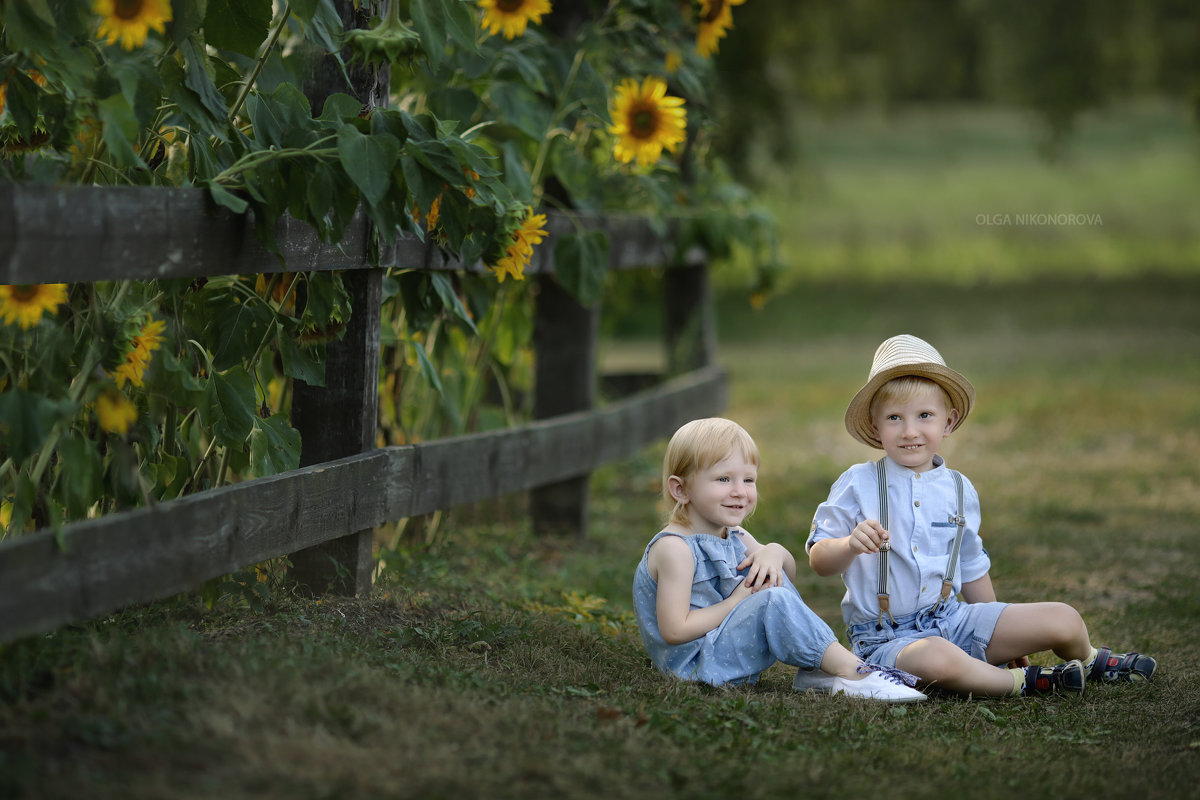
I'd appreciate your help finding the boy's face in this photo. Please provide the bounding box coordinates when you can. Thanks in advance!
[669,450,758,536]
[871,383,960,473]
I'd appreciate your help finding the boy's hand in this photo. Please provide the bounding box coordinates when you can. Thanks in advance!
[848,519,889,555]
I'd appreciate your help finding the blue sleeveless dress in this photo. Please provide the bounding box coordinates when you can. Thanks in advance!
[632,529,838,686]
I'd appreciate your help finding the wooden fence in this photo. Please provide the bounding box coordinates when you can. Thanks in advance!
[0,184,727,646]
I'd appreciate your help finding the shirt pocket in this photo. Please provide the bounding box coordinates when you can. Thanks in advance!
[930,520,958,555]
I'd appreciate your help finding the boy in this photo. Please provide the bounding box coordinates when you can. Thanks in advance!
[806,334,1156,697]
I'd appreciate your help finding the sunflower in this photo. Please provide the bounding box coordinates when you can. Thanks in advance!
[94,0,173,51]
[478,0,551,40]
[112,317,166,388]
[488,208,548,283]
[0,283,68,329]
[95,387,138,435]
[608,77,688,168]
[254,272,299,316]
[696,0,746,58]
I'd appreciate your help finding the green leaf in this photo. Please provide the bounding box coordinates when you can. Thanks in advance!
[204,0,273,57]
[212,365,256,448]
[410,338,446,398]
[337,124,401,207]
[55,435,102,520]
[250,414,302,477]
[97,94,145,170]
[0,389,72,464]
[179,36,229,121]
[276,322,327,387]
[554,230,610,307]
[207,183,249,214]
[442,0,481,54]
[430,272,478,334]
[410,0,447,71]
[488,81,552,140]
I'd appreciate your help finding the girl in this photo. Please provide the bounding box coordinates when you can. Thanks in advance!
[632,417,926,702]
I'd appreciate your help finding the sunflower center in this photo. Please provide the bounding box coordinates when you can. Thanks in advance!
[113,0,147,21]
[631,108,659,139]
[703,0,727,24]
[496,0,526,12]
[10,285,38,302]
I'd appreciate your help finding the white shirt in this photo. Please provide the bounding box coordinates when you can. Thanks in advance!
[807,455,991,627]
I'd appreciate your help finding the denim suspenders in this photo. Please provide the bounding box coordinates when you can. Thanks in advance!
[874,457,967,630]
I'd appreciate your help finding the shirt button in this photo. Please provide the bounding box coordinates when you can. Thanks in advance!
[914,500,921,507]
[913,545,919,552]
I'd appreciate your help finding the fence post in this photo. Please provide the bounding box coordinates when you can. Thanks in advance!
[288,270,382,596]
[287,0,387,596]
[530,275,599,538]
[664,260,715,375]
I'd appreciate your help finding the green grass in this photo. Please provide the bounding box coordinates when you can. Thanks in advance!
[727,101,1200,288]
[4,104,1200,798]
[3,275,1199,799]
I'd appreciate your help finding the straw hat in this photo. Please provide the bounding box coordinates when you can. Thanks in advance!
[844,334,975,449]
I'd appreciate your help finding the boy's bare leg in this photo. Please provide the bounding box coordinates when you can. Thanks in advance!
[983,602,1092,665]
[895,636,1017,695]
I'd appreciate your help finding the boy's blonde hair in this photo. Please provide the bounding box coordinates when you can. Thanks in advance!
[869,376,954,420]
[662,417,759,528]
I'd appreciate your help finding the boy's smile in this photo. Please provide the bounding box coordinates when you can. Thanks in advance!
[870,383,960,473]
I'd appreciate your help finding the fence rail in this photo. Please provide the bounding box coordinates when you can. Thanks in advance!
[0,185,725,646]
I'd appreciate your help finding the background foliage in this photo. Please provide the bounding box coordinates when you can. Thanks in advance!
[0,0,774,538]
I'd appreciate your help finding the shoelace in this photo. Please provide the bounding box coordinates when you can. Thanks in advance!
[857,662,920,687]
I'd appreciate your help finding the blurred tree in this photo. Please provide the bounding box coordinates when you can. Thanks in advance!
[711,0,1200,178]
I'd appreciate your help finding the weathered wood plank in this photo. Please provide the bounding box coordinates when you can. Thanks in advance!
[0,185,682,284]
[0,451,391,645]
[0,366,725,645]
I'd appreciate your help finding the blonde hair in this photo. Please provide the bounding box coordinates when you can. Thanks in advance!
[662,417,760,528]
[869,376,954,420]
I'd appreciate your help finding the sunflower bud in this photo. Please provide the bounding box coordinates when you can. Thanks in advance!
[343,3,423,67]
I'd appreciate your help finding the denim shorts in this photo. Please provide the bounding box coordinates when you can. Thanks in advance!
[847,598,1008,669]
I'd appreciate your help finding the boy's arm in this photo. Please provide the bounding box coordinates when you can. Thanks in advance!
[808,519,889,576]
[960,573,997,603]
[650,536,752,645]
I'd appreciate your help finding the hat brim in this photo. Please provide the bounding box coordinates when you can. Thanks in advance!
[844,362,975,449]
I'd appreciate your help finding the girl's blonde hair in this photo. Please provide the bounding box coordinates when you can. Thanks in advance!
[662,417,759,528]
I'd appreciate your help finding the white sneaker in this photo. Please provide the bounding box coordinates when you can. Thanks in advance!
[793,665,927,703]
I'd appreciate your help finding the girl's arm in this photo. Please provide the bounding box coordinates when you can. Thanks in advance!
[650,536,752,645]
[808,519,889,576]
[737,530,797,587]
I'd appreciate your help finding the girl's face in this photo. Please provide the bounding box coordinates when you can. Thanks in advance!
[669,450,757,536]
[871,382,960,473]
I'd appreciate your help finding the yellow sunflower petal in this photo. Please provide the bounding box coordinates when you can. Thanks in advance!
[696,0,747,58]
[608,77,688,168]
[0,284,69,329]
[96,388,138,435]
[478,0,552,41]
[94,0,173,51]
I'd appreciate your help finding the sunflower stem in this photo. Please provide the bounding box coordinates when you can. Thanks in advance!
[228,3,293,125]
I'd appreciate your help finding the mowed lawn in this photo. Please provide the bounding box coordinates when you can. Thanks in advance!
[4,103,1199,800]
[2,274,1198,800]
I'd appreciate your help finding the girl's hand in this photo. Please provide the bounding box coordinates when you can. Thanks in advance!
[738,543,787,592]
[848,519,889,555]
